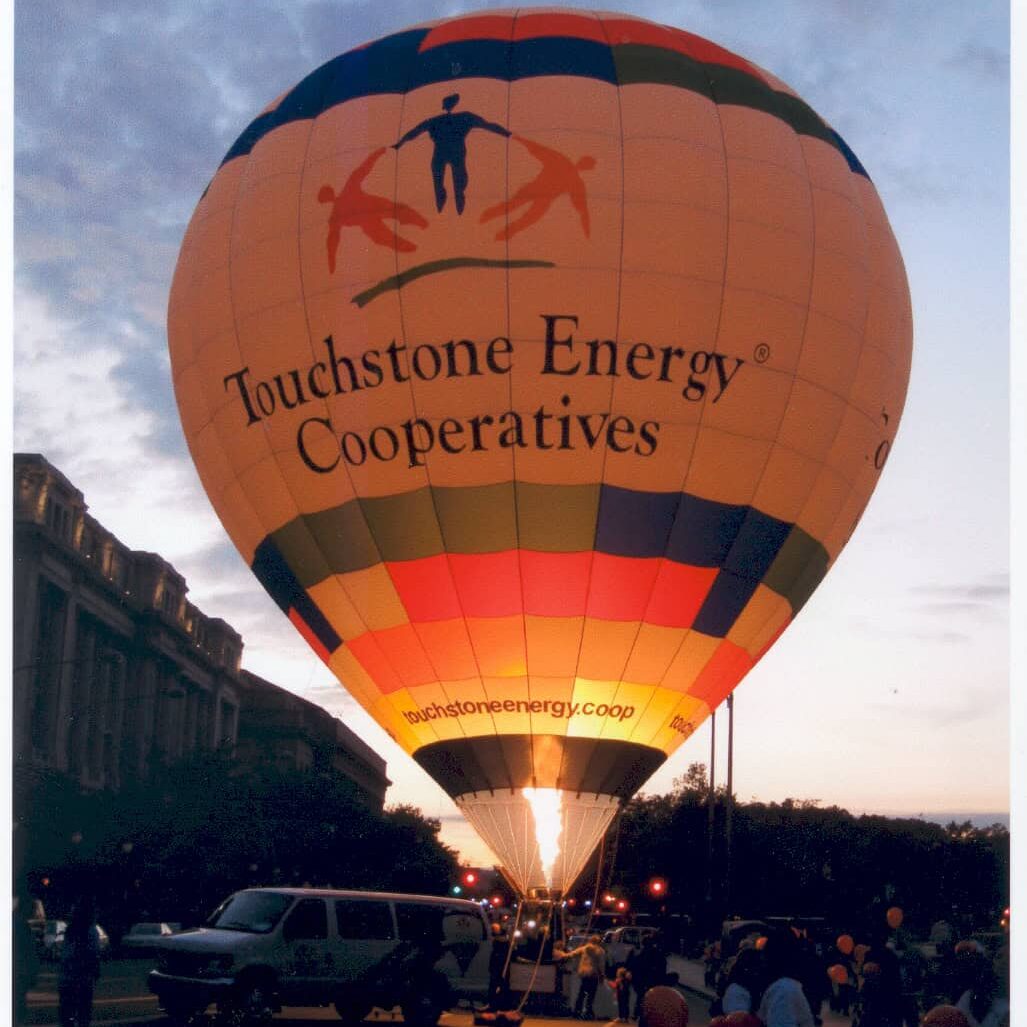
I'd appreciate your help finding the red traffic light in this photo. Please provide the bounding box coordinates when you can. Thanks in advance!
[648,877,668,896]
[463,870,478,886]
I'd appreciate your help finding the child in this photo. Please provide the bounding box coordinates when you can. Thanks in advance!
[609,966,633,1022]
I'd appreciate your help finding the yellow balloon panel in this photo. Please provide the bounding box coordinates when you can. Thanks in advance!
[171,10,911,824]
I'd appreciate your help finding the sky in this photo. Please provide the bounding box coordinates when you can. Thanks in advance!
[11,1,1012,867]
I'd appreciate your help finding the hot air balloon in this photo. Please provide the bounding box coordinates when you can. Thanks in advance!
[169,9,911,898]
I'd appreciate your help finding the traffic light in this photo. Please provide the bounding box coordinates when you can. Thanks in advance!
[463,870,478,887]
[648,877,668,897]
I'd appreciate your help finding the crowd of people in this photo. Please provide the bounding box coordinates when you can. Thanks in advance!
[704,919,1010,1027]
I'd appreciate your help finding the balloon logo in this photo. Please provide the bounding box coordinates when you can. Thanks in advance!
[169,9,912,895]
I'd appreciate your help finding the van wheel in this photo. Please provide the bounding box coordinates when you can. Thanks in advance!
[335,999,371,1023]
[221,975,274,1026]
[401,996,444,1027]
[164,1001,205,1026]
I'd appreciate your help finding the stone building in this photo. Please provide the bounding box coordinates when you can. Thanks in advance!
[13,453,389,807]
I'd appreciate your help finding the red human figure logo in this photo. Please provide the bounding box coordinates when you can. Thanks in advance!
[318,147,428,270]
[480,136,595,241]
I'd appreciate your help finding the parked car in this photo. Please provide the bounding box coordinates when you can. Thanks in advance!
[42,920,67,961]
[149,887,493,1026]
[27,899,47,952]
[121,922,176,957]
[42,920,111,961]
[602,925,659,971]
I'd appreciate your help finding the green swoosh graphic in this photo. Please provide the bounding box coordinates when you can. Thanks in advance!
[351,257,556,308]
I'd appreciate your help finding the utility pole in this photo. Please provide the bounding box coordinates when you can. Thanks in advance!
[725,693,734,917]
[705,710,716,914]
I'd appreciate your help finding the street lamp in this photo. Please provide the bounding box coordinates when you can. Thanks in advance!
[648,877,667,898]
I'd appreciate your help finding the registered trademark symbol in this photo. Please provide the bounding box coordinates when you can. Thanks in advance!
[754,343,771,363]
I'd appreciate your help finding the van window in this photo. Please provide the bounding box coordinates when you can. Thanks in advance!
[336,899,394,940]
[209,891,293,934]
[396,903,445,943]
[283,898,328,941]
[396,903,485,944]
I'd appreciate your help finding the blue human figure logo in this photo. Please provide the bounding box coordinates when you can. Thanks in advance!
[393,93,511,214]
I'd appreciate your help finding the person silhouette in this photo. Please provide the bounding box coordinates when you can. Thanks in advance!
[318,147,429,269]
[393,93,511,214]
[479,135,595,241]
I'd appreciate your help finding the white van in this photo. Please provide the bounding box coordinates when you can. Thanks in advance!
[148,888,493,1026]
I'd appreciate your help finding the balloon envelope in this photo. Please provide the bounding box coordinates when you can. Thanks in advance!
[169,8,911,894]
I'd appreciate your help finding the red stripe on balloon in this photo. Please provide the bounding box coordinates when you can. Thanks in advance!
[385,551,723,626]
[586,553,661,621]
[388,555,463,622]
[417,12,764,84]
[645,562,719,628]
[513,12,609,43]
[289,608,331,664]
[520,551,593,616]
[449,551,523,617]
[689,640,753,710]
[419,14,513,49]
[603,18,764,80]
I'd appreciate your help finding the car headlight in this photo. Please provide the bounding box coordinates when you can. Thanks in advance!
[203,955,234,975]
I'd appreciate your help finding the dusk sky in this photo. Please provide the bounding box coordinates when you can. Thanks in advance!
[13,1,1011,865]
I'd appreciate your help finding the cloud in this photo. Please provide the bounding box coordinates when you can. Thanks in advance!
[13,286,226,563]
[905,575,1009,621]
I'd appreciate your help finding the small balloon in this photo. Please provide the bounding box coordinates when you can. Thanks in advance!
[828,964,849,985]
[886,906,904,929]
[642,987,689,1027]
[836,934,855,956]
[954,940,986,956]
[724,1014,761,1027]
[922,1006,971,1027]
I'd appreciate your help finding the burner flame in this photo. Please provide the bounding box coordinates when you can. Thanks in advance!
[522,787,563,887]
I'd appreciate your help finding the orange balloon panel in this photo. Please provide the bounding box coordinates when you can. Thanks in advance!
[170,9,912,893]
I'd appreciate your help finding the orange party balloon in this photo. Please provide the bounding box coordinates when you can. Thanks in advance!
[886,906,904,929]
[837,935,855,956]
[828,964,849,985]
[169,8,912,897]
[724,1014,761,1027]
[922,1007,971,1027]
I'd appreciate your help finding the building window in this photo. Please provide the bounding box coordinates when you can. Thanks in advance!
[44,496,71,541]
[218,700,238,747]
[30,580,68,757]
